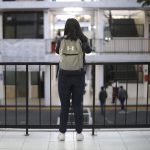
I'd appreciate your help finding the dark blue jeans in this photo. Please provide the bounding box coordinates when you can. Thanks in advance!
[58,71,85,133]
[119,98,125,110]
[100,100,106,115]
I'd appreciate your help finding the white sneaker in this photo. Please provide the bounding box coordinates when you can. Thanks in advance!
[76,133,84,141]
[58,132,65,141]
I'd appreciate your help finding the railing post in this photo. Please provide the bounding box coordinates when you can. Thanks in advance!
[146,63,149,124]
[135,64,139,126]
[125,64,128,125]
[4,65,7,127]
[25,64,29,136]
[92,64,95,135]
[50,65,52,125]
[38,65,42,127]
[15,65,18,127]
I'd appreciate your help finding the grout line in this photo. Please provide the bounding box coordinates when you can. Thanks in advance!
[118,131,129,150]
[73,132,76,150]
[140,130,150,142]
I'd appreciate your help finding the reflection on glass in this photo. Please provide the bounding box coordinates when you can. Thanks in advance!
[3,12,43,39]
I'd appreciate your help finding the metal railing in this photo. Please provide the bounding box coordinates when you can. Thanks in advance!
[0,62,149,135]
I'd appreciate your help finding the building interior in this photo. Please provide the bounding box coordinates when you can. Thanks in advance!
[0,0,150,150]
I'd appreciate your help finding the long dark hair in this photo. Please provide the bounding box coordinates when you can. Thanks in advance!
[64,18,87,42]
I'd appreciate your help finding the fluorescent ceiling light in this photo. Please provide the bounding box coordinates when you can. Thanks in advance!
[63,7,83,12]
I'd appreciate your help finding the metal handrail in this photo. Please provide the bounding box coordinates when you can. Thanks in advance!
[0,62,149,135]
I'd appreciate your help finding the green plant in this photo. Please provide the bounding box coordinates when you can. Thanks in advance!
[137,0,150,6]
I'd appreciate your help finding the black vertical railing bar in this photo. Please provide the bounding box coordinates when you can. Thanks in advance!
[92,64,95,135]
[4,65,7,127]
[135,64,139,125]
[1,62,150,129]
[25,65,29,136]
[103,65,106,126]
[146,64,149,124]
[49,65,52,126]
[114,64,117,127]
[124,64,128,125]
[15,65,18,126]
[38,65,42,127]
[103,94,106,127]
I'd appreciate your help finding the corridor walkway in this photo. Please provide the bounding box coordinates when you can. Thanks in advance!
[0,129,150,150]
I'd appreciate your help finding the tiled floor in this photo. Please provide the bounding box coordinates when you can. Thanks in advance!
[0,129,150,150]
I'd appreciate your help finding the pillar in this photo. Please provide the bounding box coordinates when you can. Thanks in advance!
[144,11,149,53]
[44,66,50,106]
[95,9,104,53]
[44,10,55,53]
[94,10,105,99]
[28,72,31,99]
[44,10,50,39]
[144,11,149,39]
[0,13,3,105]
[44,10,54,106]
[143,11,149,98]
[95,65,104,98]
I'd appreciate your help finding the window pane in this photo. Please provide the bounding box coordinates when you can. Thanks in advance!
[31,72,38,85]
[4,71,15,85]
[3,12,43,38]
[4,26,15,38]
[17,24,36,38]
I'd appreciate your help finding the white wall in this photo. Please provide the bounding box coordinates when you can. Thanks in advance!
[0,0,144,10]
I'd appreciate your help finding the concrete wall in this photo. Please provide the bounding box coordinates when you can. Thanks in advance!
[0,0,143,10]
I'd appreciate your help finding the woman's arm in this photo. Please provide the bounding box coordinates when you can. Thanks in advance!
[82,41,92,54]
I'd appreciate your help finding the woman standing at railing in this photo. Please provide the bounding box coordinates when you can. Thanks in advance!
[55,18,92,141]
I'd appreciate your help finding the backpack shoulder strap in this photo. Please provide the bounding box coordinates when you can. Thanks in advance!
[59,38,66,54]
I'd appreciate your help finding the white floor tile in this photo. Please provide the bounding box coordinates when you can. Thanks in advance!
[24,132,50,142]
[100,147,126,150]
[48,141,75,150]
[98,139,126,150]
[140,130,150,140]
[0,130,6,137]
[123,139,150,150]
[22,141,49,150]
[75,141,100,150]
[0,129,149,150]
[0,132,25,149]
[119,131,145,140]
[96,131,121,140]
[0,140,24,149]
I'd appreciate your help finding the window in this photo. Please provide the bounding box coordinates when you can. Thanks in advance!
[31,72,39,85]
[3,12,43,38]
[4,71,15,85]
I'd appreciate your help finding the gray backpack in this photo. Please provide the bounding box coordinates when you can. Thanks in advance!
[59,38,83,71]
